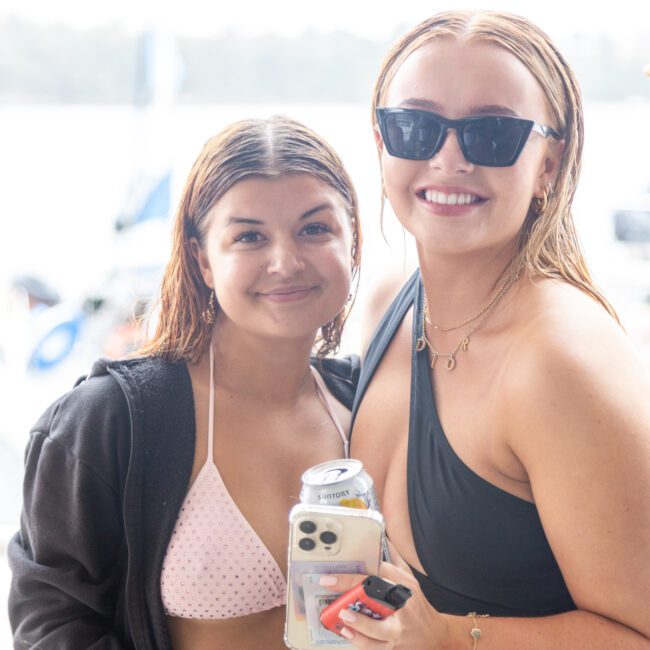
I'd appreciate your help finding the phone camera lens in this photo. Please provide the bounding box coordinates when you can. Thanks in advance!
[299,520,317,534]
[299,538,316,551]
[320,531,337,545]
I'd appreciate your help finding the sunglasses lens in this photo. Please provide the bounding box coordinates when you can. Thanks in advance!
[382,111,444,160]
[461,117,530,166]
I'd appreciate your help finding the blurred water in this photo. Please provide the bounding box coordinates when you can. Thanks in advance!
[0,100,649,643]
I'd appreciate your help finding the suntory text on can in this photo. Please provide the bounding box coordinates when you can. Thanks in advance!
[300,459,379,511]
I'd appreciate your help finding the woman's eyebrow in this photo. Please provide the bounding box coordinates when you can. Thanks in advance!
[396,98,519,118]
[227,216,264,226]
[301,203,335,220]
[225,203,334,226]
[468,104,518,116]
[398,97,444,112]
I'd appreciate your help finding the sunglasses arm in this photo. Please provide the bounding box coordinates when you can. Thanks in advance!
[533,123,562,140]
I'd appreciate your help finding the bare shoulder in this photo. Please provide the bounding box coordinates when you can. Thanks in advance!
[358,267,415,353]
[504,277,650,451]
[508,279,648,409]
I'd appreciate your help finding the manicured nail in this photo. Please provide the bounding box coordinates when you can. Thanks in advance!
[338,609,357,623]
[319,575,338,586]
[340,627,354,639]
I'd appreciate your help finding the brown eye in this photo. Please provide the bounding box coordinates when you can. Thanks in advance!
[301,223,330,236]
[234,231,264,243]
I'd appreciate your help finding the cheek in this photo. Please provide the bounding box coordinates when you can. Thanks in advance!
[324,245,353,283]
[317,244,354,305]
[382,154,410,192]
[210,253,259,300]
[381,155,419,214]
[497,166,538,217]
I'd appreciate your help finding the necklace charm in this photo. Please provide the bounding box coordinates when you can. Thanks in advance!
[417,270,518,373]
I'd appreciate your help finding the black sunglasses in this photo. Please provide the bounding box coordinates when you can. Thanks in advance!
[375,107,562,167]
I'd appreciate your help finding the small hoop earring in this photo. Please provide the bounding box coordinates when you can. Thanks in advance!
[203,290,216,325]
[532,184,551,216]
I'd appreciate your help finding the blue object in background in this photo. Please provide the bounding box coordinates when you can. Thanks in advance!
[29,314,83,371]
[135,172,171,224]
[115,172,171,231]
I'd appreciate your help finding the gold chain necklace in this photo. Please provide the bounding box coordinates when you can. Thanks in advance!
[416,273,518,371]
[424,274,519,332]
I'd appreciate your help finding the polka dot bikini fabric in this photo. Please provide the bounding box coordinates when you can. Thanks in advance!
[160,461,287,619]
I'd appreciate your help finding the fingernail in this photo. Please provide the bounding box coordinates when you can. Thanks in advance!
[319,575,338,586]
[340,627,354,639]
[338,609,357,623]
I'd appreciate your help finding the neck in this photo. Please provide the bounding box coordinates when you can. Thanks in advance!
[205,314,317,406]
[416,243,518,329]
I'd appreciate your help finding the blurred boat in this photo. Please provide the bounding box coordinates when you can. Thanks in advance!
[2,21,180,375]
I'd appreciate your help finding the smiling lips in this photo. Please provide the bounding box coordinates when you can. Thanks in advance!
[259,286,316,302]
[417,187,487,214]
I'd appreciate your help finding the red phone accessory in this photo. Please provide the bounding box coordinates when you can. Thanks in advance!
[320,576,412,635]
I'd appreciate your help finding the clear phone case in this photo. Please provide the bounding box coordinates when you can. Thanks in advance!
[284,503,385,649]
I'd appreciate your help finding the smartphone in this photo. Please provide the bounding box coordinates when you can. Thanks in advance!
[284,503,385,650]
[320,576,412,636]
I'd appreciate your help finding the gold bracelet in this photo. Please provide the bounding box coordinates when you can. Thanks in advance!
[467,612,489,649]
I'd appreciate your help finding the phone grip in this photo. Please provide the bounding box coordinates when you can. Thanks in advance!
[320,576,411,635]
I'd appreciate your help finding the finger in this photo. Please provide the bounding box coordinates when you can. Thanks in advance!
[318,573,367,592]
[378,561,413,584]
[379,559,420,595]
[337,607,401,642]
[337,627,382,650]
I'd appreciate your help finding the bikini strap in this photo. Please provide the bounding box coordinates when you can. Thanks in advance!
[207,342,215,463]
[350,270,420,430]
[311,366,350,458]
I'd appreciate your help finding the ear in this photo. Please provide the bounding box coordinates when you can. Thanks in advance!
[534,139,565,197]
[373,125,389,199]
[189,237,214,289]
[373,123,384,154]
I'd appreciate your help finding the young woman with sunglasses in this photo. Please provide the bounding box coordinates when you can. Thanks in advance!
[327,11,650,649]
[8,115,361,649]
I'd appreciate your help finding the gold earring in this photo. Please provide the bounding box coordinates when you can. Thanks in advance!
[204,290,216,324]
[532,184,551,216]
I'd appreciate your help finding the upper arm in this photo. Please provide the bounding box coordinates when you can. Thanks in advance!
[507,327,650,637]
[8,377,129,648]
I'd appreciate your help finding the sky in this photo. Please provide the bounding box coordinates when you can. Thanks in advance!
[1,0,649,45]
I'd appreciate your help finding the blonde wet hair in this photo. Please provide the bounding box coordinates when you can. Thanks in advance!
[372,10,618,320]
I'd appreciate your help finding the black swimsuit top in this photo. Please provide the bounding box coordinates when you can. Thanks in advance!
[352,272,576,617]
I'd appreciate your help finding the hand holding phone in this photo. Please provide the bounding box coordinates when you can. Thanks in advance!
[319,576,412,636]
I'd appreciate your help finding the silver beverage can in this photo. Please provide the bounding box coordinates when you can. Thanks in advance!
[300,459,379,511]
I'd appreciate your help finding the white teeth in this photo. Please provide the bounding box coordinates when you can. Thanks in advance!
[424,190,480,205]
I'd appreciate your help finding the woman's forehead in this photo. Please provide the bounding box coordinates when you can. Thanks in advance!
[385,37,549,121]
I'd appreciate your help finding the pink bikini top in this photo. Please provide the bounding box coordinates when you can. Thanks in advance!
[160,345,349,619]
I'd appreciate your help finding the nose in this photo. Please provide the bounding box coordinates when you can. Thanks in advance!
[266,239,305,276]
[429,127,474,174]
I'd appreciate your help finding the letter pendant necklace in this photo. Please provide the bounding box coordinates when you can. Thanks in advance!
[415,272,518,371]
